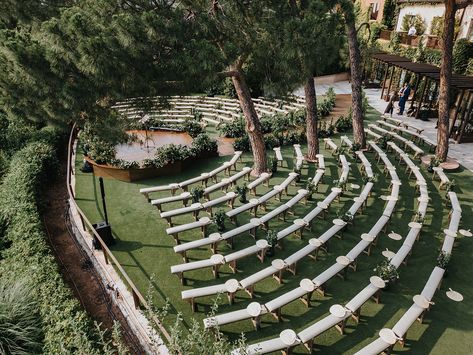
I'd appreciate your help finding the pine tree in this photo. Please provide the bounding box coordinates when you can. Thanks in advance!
[339,0,367,149]
[263,0,343,161]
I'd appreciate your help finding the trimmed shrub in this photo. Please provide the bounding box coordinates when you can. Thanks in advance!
[191,133,218,155]
[233,135,250,152]
[218,118,245,138]
[0,138,104,353]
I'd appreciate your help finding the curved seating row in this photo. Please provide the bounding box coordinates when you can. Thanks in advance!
[231,141,400,354]
[139,151,242,201]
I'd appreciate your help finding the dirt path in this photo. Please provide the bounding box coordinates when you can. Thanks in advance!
[325,94,352,123]
[43,159,145,354]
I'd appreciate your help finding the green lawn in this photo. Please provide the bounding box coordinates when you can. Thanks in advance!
[74,108,473,354]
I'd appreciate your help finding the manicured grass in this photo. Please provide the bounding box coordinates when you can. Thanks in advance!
[75,108,473,354]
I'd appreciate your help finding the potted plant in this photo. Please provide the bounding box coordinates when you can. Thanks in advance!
[374,260,399,287]
[427,156,440,173]
[214,209,226,232]
[338,211,354,224]
[306,178,316,200]
[236,183,248,203]
[379,135,389,149]
[351,142,361,159]
[293,166,301,182]
[437,250,451,271]
[413,211,424,224]
[269,157,278,174]
[190,186,204,203]
[266,230,278,257]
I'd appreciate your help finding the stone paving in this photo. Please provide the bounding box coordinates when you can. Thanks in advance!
[295,80,473,172]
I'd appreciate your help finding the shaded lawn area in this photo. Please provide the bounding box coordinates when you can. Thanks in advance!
[74,107,473,354]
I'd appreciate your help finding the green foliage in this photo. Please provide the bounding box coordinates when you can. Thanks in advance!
[268,157,278,174]
[0,278,43,354]
[401,14,426,35]
[382,0,397,29]
[190,186,204,203]
[214,210,226,232]
[453,39,473,75]
[266,230,278,248]
[335,115,353,133]
[233,135,251,152]
[218,118,245,138]
[191,133,218,156]
[0,138,104,353]
[264,134,280,149]
[437,251,451,269]
[389,30,401,52]
[155,145,192,167]
[235,183,248,203]
[182,120,204,138]
[374,260,399,283]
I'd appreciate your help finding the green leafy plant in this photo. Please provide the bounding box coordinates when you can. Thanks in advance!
[236,183,248,203]
[401,14,426,35]
[445,179,456,192]
[374,260,399,283]
[413,212,424,224]
[338,211,354,223]
[266,229,278,256]
[335,115,352,133]
[191,133,218,155]
[362,173,378,184]
[218,118,245,138]
[269,157,278,174]
[233,135,251,152]
[437,250,451,270]
[214,210,226,232]
[182,119,204,138]
[190,186,204,203]
[306,177,317,200]
[293,166,301,182]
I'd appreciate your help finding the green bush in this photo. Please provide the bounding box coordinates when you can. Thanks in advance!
[401,14,426,35]
[233,135,250,152]
[0,139,104,353]
[264,134,280,149]
[182,119,204,138]
[0,278,43,354]
[453,39,473,75]
[191,133,218,155]
[218,118,245,138]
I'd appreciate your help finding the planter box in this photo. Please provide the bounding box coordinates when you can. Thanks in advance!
[85,150,219,183]
[380,29,392,41]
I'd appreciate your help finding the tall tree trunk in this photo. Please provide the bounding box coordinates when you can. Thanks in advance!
[436,0,456,161]
[304,76,319,160]
[231,70,267,175]
[344,10,366,148]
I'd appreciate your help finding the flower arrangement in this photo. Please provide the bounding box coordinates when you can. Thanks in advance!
[306,178,317,200]
[374,260,399,283]
[437,250,451,270]
[266,229,278,256]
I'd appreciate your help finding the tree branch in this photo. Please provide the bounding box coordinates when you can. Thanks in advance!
[219,70,239,78]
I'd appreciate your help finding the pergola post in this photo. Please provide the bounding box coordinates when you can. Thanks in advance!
[449,89,465,137]
[415,78,430,120]
[380,63,390,99]
[456,92,473,143]
[385,66,396,101]
[409,74,421,110]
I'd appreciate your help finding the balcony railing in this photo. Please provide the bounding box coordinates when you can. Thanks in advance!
[378,29,441,50]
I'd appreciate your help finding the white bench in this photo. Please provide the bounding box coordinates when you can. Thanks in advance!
[323,138,338,154]
[160,202,202,226]
[150,191,191,212]
[432,167,450,189]
[273,147,284,166]
[166,216,211,246]
[247,172,271,195]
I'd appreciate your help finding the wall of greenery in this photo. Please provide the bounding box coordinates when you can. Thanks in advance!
[0,127,105,354]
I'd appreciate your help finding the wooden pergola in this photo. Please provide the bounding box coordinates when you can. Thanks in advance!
[368,53,473,143]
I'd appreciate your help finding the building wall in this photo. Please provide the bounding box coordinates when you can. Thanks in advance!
[360,0,386,22]
[458,6,473,40]
[396,4,473,39]
[396,4,445,34]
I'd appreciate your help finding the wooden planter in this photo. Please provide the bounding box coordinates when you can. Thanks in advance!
[85,150,219,182]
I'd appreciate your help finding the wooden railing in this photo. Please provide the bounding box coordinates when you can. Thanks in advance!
[66,123,171,344]
[378,29,441,50]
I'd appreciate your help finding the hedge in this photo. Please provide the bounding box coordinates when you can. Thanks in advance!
[0,132,105,354]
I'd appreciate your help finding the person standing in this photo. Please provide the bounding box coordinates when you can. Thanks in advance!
[398,83,411,115]
[408,25,417,36]
[384,89,399,117]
